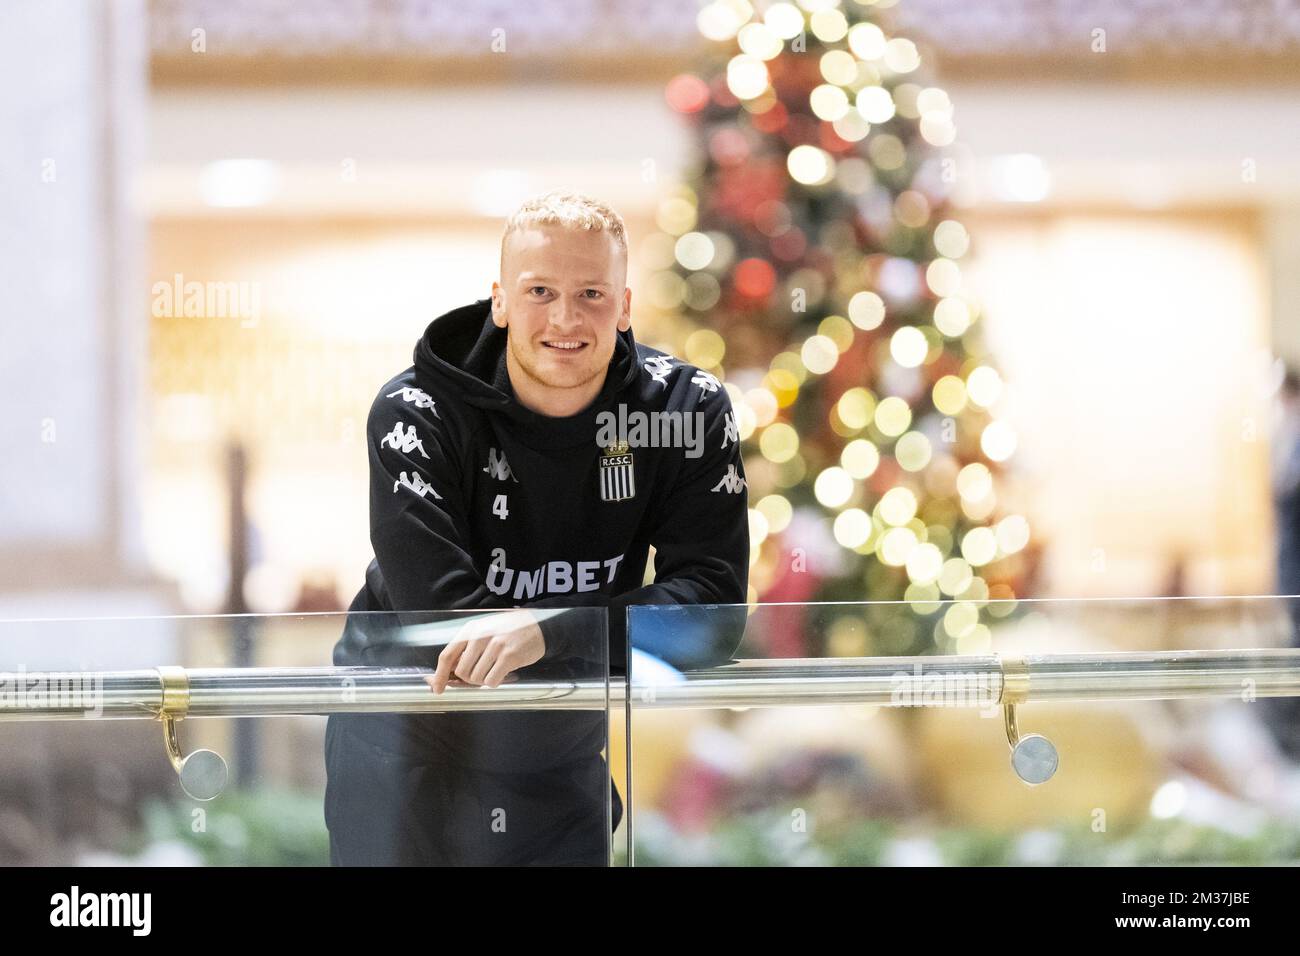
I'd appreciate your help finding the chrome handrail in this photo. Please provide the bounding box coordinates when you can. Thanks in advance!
[0,649,1295,721]
[4,649,1296,794]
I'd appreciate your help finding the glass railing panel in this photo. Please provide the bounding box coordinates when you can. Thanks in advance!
[625,596,1300,866]
[0,607,611,866]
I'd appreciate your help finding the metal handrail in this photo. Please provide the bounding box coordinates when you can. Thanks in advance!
[1,648,1297,721]
[5,648,1295,795]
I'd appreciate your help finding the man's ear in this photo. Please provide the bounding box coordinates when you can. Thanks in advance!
[490,284,508,329]
[617,286,632,332]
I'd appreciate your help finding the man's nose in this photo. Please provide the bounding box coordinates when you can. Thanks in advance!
[548,298,582,330]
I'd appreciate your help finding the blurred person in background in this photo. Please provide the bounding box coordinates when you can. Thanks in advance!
[1273,365,1300,598]
[1264,360,1300,761]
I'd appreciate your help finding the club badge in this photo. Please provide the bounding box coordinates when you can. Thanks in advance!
[599,440,635,502]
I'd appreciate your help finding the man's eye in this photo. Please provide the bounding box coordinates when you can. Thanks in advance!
[529,286,548,296]
[583,289,602,299]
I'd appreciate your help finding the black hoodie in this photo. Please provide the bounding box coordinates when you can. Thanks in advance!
[331,297,749,772]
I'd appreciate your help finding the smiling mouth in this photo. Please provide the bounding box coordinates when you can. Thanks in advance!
[542,341,588,352]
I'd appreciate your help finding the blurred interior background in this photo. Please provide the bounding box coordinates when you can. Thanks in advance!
[3,0,1300,865]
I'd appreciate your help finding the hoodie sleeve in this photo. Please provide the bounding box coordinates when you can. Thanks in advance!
[539,380,751,673]
[365,388,504,617]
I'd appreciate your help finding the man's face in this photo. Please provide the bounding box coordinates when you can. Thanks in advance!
[491,224,632,401]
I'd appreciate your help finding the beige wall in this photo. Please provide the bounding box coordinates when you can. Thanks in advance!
[965,208,1273,597]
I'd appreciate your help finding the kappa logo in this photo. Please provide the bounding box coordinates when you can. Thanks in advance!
[691,369,721,396]
[644,354,676,385]
[483,447,518,482]
[380,421,430,459]
[394,470,442,499]
[721,410,739,449]
[387,387,439,415]
[711,464,747,494]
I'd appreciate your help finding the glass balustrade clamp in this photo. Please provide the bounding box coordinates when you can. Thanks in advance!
[151,666,229,801]
[998,655,1059,785]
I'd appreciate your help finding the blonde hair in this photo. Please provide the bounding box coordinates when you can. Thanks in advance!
[500,189,628,275]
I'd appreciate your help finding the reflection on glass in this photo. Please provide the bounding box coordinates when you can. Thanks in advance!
[0,609,612,867]
[625,597,1300,866]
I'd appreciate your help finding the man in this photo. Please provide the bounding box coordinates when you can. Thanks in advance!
[324,190,750,865]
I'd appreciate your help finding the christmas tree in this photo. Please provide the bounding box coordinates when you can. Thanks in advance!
[643,0,1034,657]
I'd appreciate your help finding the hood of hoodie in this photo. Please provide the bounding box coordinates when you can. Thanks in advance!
[412,296,641,449]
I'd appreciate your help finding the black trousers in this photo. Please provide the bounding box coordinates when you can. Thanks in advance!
[324,714,622,866]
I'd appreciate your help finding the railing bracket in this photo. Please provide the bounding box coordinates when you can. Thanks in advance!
[154,666,228,801]
[999,655,1059,785]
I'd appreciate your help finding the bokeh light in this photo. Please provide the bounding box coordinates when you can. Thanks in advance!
[834,508,873,549]
[895,431,932,471]
[890,326,928,367]
[956,462,993,501]
[788,144,835,185]
[874,396,912,436]
[675,231,716,270]
[841,438,881,478]
[848,290,886,330]
[967,366,1003,407]
[801,334,840,374]
[756,493,793,533]
[814,466,855,507]
[760,421,799,462]
[847,21,886,60]
[878,486,918,526]
[932,375,967,415]
[727,54,770,100]
[960,526,998,566]
[981,420,1018,461]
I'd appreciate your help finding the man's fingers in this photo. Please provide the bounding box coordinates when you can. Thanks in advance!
[430,640,465,694]
[454,637,488,684]
[482,656,515,688]
[469,639,506,685]
[431,619,534,691]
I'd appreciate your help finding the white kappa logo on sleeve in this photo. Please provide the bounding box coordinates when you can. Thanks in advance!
[644,355,676,385]
[710,464,747,494]
[393,470,442,499]
[691,369,721,396]
[387,387,440,415]
[721,410,739,449]
[380,421,430,459]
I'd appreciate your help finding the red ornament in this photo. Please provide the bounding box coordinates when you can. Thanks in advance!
[869,457,902,494]
[665,73,710,114]
[713,158,788,223]
[751,100,789,134]
[781,113,821,148]
[733,258,778,299]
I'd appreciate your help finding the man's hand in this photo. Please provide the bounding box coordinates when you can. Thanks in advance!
[424,609,545,694]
